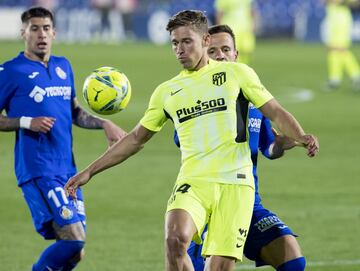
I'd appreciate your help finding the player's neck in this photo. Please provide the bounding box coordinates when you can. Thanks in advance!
[189,55,209,71]
[24,50,50,67]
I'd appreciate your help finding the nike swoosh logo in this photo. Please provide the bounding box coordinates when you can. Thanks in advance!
[45,266,54,271]
[171,88,182,96]
[236,243,243,248]
[278,225,288,229]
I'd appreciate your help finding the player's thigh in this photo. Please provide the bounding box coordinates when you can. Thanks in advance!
[22,175,86,239]
[260,235,302,268]
[203,184,254,261]
[166,179,213,244]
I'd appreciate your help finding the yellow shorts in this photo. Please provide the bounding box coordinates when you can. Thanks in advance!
[166,179,254,260]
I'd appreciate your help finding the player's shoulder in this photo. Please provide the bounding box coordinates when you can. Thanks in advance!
[154,72,183,94]
[0,54,23,76]
[1,53,24,69]
[212,60,253,73]
[50,55,72,66]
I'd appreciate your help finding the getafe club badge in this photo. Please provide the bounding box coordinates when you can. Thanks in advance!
[60,206,73,220]
[56,66,67,80]
[212,72,226,86]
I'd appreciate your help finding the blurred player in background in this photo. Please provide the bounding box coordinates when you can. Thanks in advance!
[64,10,318,271]
[324,0,360,91]
[180,24,307,271]
[215,0,255,64]
[0,7,125,271]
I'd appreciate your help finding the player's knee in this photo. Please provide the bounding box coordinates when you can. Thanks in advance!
[166,235,188,258]
[277,257,306,271]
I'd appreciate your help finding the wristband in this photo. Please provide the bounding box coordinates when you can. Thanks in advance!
[268,143,275,157]
[20,116,33,129]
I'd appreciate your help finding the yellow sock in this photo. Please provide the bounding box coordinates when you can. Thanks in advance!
[328,50,343,83]
[343,50,360,80]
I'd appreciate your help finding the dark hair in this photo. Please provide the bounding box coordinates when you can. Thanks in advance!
[208,24,236,49]
[166,10,208,34]
[21,7,54,25]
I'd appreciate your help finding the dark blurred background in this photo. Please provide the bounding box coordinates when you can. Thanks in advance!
[1,0,360,44]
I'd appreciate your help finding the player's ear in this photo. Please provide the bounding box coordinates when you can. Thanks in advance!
[203,33,211,47]
[52,27,56,39]
[20,25,26,40]
[235,50,239,60]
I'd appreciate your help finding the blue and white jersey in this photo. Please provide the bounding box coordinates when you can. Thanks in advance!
[173,103,275,209]
[247,104,275,209]
[0,52,77,185]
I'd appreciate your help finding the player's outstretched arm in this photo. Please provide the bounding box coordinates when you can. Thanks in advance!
[269,127,304,159]
[259,99,319,157]
[0,113,55,132]
[64,124,155,198]
[72,97,126,146]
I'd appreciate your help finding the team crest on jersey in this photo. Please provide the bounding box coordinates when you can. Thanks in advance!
[56,66,67,80]
[59,206,73,220]
[212,72,226,86]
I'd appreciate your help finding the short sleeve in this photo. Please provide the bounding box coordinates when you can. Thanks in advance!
[139,86,168,132]
[0,65,16,112]
[66,59,76,99]
[237,64,273,108]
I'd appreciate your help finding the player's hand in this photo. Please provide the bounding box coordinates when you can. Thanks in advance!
[30,117,56,133]
[272,128,301,150]
[299,134,319,157]
[102,120,127,147]
[64,170,91,199]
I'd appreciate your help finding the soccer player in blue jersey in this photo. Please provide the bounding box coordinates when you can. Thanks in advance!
[64,10,318,271]
[0,7,125,271]
[177,24,307,271]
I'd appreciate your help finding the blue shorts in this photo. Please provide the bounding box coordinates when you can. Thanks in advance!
[187,206,295,270]
[244,206,295,266]
[20,174,86,240]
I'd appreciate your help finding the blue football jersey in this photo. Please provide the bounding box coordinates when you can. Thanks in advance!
[247,104,275,209]
[173,103,275,208]
[0,52,77,185]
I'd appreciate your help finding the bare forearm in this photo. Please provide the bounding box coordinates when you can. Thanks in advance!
[72,105,105,129]
[273,110,305,143]
[0,114,19,131]
[86,131,145,177]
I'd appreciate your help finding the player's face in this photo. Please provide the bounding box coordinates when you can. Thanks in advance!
[170,26,210,70]
[21,17,55,61]
[207,32,238,62]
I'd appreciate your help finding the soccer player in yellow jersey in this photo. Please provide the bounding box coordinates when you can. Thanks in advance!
[186,24,306,271]
[65,10,319,271]
[324,0,360,90]
[215,0,255,64]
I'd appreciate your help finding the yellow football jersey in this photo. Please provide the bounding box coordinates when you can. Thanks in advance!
[140,60,273,186]
[215,0,253,33]
[326,1,354,48]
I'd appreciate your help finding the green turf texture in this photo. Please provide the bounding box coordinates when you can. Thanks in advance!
[0,40,359,270]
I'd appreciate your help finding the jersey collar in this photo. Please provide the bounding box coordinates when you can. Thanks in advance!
[180,59,217,77]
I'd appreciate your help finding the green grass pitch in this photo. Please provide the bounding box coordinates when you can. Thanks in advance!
[0,40,359,270]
